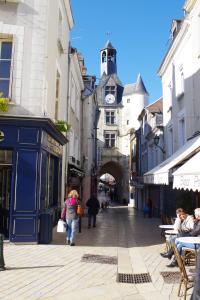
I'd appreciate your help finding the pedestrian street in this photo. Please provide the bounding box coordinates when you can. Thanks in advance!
[0,204,193,300]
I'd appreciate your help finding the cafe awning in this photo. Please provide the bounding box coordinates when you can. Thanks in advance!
[173,151,200,192]
[144,134,200,185]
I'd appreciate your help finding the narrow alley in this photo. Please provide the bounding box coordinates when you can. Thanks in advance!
[0,204,193,300]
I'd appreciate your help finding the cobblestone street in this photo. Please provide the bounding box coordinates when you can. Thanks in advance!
[0,205,194,300]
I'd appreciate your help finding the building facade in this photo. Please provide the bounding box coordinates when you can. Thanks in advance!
[144,0,200,216]
[0,0,73,242]
[96,41,148,202]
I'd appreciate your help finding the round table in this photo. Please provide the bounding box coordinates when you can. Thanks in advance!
[159,224,174,229]
[176,236,200,263]
[176,236,200,245]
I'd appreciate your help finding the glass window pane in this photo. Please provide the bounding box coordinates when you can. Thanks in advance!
[0,60,11,78]
[0,80,9,97]
[1,42,12,59]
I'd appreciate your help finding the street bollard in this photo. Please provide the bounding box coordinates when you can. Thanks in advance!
[0,233,5,271]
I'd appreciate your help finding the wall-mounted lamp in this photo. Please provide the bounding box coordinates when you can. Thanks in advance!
[154,135,165,154]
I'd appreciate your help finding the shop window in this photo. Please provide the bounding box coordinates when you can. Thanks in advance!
[0,40,13,97]
[45,155,59,208]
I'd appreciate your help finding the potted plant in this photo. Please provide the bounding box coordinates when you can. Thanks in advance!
[0,92,9,112]
[55,120,71,133]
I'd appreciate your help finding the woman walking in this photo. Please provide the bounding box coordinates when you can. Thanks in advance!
[61,189,79,246]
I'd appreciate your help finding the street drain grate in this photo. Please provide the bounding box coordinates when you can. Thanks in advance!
[81,254,117,265]
[117,273,152,284]
[160,271,181,284]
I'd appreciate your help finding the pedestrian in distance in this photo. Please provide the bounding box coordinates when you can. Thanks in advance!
[61,189,79,246]
[86,195,100,229]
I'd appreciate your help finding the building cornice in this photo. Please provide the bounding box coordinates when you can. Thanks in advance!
[184,0,197,13]
[64,0,74,30]
[158,21,189,76]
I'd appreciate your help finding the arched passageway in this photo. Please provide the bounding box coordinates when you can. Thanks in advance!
[98,161,125,203]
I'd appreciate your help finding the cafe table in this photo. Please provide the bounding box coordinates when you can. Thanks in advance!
[159,224,174,229]
[165,229,178,235]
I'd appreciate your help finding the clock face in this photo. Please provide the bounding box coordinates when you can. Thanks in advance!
[105,93,115,104]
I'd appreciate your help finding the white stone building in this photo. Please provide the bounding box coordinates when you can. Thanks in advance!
[144,0,200,215]
[0,0,73,243]
[66,48,84,198]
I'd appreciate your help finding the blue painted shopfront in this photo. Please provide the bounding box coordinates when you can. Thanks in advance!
[0,116,67,243]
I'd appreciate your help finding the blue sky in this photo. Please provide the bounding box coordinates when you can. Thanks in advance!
[70,0,184,104]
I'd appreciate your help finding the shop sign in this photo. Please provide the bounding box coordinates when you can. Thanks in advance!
[0,130,4,142]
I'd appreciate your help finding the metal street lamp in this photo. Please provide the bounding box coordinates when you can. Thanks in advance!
[153,135,165,154]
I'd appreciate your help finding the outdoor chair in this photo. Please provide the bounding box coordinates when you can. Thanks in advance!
[172,244,194,300]
[182,248,196,266]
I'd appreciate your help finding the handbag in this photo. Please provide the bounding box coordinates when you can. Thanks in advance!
[77,205,83,216]
[57,219,66,233]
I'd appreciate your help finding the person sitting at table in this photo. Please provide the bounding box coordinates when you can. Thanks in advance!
[160,209,194,267]
[160,208,186,256]
[175,208,200,255]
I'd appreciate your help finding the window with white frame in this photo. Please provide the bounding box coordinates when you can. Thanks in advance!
[70,76,76,112]
[127,98,130,103]
[55,70,60,120]
[168,126,173,156]
[176,65,184,98]
[105,110,116,125]
[178,117,185,147]
[104,131,116,148]
[0,39,13,98]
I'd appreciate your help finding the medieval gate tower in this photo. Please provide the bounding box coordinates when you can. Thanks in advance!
[96,41,148,202]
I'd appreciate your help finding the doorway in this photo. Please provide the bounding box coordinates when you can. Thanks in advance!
[0,150,12,238]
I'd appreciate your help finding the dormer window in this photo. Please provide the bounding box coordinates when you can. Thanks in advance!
[105,85,116,96]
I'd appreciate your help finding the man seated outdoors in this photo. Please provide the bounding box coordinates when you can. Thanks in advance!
[160,209,194,267]
[175,208,200,255]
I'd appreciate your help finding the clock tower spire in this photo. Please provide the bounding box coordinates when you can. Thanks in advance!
[100,41,117,77]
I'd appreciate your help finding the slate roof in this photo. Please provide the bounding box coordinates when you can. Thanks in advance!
[135,74,149,95]
[101,40,115,50]
[123,74,149,96]
[123,84,136,96]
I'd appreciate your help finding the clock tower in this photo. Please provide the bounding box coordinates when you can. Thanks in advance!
[100,41,117,76]
[96,41,148,204]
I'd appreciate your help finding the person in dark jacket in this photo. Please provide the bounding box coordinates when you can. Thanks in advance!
[86,195,100,229]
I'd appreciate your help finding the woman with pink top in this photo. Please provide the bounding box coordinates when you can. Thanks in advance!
[61,190,79,246]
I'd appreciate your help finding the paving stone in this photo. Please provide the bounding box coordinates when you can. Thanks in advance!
[0,205,186,299]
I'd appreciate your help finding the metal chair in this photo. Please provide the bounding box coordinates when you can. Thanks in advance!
[172,244,194,300]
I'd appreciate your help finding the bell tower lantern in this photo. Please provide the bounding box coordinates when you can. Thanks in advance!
[100,41,117,77]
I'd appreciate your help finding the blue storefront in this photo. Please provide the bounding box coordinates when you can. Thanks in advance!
[0,116,67,243]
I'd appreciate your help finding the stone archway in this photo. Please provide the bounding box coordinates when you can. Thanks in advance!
[98,161,124,202]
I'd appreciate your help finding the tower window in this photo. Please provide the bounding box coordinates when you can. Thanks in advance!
[104,131,116,148]
[105,110,116,125]
[127,98,130,103]
[102,51,106,63]
[105,85,116,96]
[127,120,129,125]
